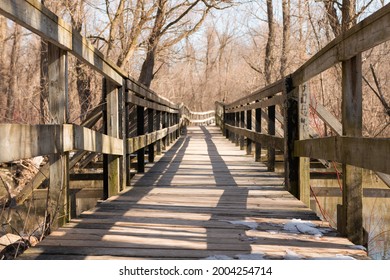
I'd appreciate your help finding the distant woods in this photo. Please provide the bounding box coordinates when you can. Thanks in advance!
[0,0,389,137]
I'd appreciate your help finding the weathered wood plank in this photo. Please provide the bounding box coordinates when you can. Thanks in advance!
[225,125,284,151]
[225,80,284,110]
[127,92,178,113]
[73,125,123,155]
[294,136,390,174]
[226,95,284,113]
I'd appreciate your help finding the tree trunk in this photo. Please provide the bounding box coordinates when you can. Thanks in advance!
[264,0,275,85]
[70,1,92,120]
[138,0,166,87]
[280,0,290,78]
[6,25,21,121]
[0,17,7,96]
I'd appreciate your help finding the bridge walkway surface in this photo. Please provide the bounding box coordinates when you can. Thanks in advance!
[19,126,368,260]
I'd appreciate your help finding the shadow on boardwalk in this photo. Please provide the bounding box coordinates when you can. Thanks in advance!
[19,126,368,260]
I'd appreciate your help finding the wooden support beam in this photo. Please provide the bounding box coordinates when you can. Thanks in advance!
[156,111,162,155]
[294,136,390,174]
[284,76,299,198]
[240,110,245,150]
[341,54,363,245]
[136,105,145,173]
[47,43,69,229]
[148,108,155,163]
[103,78,122,198]
[298,83,311,206]
[225,124,284,151]
[267,99,276,172]
[235,112,239,146]
[255,106,262,162]
[246,109,252,155]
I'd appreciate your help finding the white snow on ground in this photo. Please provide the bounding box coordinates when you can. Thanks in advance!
[223,220,258,230]
[284,249,305,260]
[283,219,323,237]
[349,245,367,251]
[311,254,356,260]
[266,230,278,235]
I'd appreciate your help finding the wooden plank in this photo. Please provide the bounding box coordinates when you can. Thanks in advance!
[225,80,284,110]
[136,105,145,173]
[225,124,284,151]
[284,78,299,198]
[255,107,261,162]
[311,102,342,135]
[0,124,69,162]
[226,95,284,113]
[267,99,276,172]
[298,84,310,207]
[126,79,178,109]
[48,43,69,228]
[294,136,390,174]
[127,92,178,113]
[73,125,123,155]
[104,79,121,197]
[246,109,252,155]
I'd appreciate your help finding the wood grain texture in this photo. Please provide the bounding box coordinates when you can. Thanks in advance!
[19,127,368,260]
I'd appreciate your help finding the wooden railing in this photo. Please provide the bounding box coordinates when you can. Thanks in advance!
[0,0,182,229]
[216,3,390,245]
[181,106,215,126]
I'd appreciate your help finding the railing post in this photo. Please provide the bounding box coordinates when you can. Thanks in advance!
[162,111,168,150]
[47,43,69,229]
[255,104,262,162]
[137,104,145,173]
[246,109,252,155]
[298,83,311,206]
[240,110,245,150]
[124,84,131,186]
[156,110,162,155]
[339,54,363,245]
[268,99,275,172]
[148,108,155,163]
[284,76,299,198]
[103,78,122,197]
[235,112,239,146]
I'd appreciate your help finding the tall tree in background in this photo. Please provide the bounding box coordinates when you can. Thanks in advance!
[68,0,92,120]
[264,0,275,85]
[280,0,290,78]
[138,0,231,88]
[6,24,21,121]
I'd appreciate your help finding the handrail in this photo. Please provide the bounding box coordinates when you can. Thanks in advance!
[0,0,183,232]
[215,3,390,245]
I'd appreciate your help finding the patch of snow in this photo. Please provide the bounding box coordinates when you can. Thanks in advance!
[224,220,258,230]
[236,253,266,260]
[349,245,367,251]
[311,254,356,260]
[283,219,323,237]
[266,230,278,235]
[204,255,233,260]
[284,249,305,260]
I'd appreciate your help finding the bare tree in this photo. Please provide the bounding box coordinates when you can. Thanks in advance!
[5,24,21,121]
[280,0,290,77]
[264,0,275,85]
[138,0,230,88]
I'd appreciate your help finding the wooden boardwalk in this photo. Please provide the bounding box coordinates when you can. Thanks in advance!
[19,126,368,260]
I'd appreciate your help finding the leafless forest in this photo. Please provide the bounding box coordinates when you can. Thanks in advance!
[0,0,389,259]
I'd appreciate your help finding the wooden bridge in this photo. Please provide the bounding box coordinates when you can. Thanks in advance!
[0,0,389,260]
